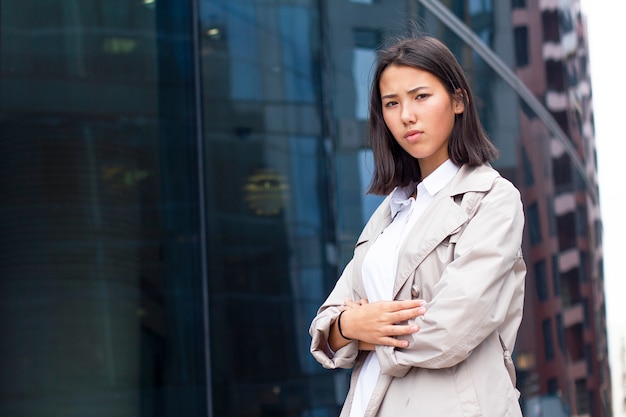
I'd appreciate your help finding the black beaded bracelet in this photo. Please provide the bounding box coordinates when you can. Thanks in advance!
[337,310,352,340]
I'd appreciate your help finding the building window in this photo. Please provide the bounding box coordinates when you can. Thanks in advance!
[545,60,566,90]
[548,196,557,237]
[552,255,561,296]
[595,218,603,250]
[522,146,535,186]
[542,10,560,42]
[579,251,589,283]
[352,48,375,120]
[541,319,554,361]
[358,149,385,223]
[575,378,590,414]
[556,314,566,353]
[353,29,380,120]
[543,318,555,361]
[556,211,577,250]
[527,203,543,245]
[512,0,526,8]
[547,377,559,395]
[534,260,549,302]
[576,205,588,239]
[558,6,574,34]
[552,153,572,191]
[514,26,529,67]
[566,324,585,361]
[585,343,593,374]
[597,258,604,283]
[560,267,581,307]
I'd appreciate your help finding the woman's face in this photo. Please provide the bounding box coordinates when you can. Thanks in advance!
[379,64,464,177]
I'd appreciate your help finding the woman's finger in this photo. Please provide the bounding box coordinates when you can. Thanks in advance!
[389,306,427,323]
[383,299,426,311]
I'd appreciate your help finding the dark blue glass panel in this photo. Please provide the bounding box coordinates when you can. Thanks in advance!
[0,1,208,416]
[198,0,339,415]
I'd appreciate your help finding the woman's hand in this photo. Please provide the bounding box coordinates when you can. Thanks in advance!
[329,298,426,351]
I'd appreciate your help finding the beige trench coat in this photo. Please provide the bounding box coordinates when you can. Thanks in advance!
[310,164,526,417]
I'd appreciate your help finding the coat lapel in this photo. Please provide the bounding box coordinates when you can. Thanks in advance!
[352,163,499,301]
[392,193,467,299]
[391,164,499,300]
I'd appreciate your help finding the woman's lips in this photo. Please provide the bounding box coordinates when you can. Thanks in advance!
[404,130,423,141]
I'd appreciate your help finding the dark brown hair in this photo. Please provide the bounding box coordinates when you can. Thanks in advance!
[367,36,499,195]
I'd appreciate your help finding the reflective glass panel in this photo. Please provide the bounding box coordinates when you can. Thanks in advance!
[0,1,208,416]
[198,0,339,415]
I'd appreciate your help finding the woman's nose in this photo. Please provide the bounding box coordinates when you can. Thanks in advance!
[400,104,416,124]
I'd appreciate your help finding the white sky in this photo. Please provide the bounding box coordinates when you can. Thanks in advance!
[581,1,626,415]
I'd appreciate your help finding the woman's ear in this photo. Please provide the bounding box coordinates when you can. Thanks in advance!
[454,88,466,114]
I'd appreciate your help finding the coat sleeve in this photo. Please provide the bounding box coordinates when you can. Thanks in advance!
[309,260,360,369]
[376,178,526,376]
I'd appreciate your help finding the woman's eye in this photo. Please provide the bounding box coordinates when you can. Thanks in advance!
[416,93,428,100]
[384,101,397,108]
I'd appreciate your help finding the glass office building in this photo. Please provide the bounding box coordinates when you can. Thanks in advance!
[0,0,610,416]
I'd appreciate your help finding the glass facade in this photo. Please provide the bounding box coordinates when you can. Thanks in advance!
[0,1,208,416]
[1,0,339,415]
[197,1,340,415]
[0,0,607,416]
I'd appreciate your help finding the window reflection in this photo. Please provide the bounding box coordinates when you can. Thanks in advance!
[199,0,336,415]
[0,1,207,416]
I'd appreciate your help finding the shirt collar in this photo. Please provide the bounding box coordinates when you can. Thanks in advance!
[389,159,460,218]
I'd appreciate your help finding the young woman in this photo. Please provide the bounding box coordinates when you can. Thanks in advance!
[309,36,526,417]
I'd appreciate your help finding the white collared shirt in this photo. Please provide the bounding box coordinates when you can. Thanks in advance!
[349,159,460,417]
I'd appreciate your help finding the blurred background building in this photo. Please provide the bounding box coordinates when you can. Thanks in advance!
[0,0,612,416]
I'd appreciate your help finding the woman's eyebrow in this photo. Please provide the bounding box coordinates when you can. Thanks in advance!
[407,86,428,94]
[381,86,428,100]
